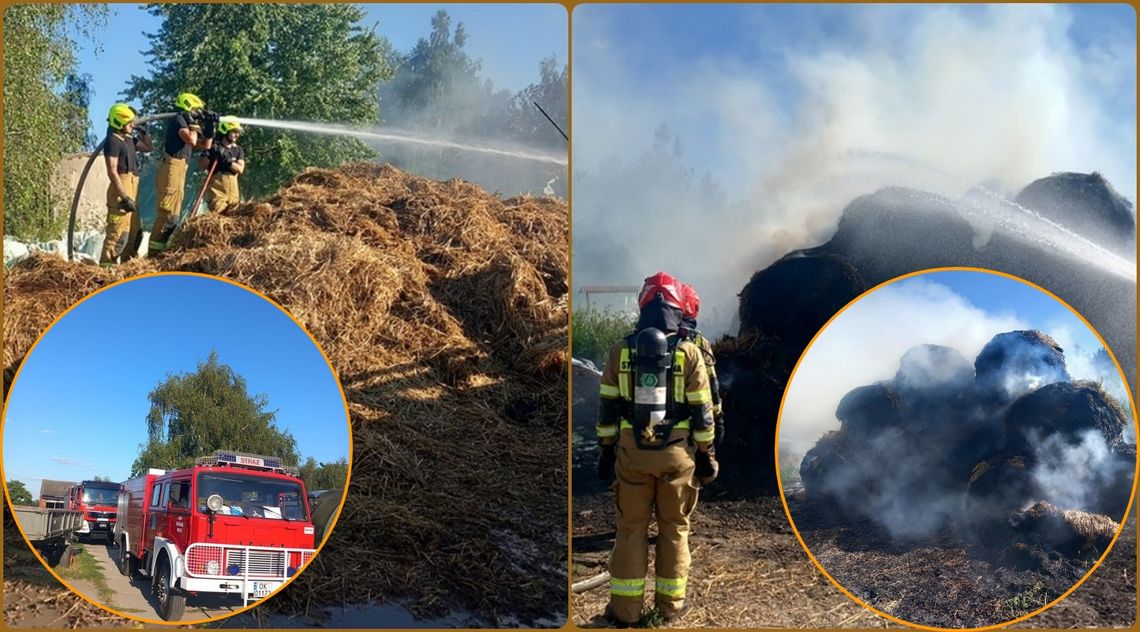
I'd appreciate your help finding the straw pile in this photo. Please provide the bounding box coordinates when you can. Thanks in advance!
[4,163,568,624]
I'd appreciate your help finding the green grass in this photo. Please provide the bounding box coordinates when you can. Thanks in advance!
[57,543,116,606]
[999,581,1049,618]
[572,308,637,367]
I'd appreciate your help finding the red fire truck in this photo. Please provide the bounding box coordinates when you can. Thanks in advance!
[114,451,316,621]
[68,480,122,543]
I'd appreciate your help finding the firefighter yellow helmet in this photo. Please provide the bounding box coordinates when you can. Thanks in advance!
[107,103,136,130]
[175,92,205,112]
[218,116,242,135]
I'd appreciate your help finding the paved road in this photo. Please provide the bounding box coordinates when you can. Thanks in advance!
[78,539,248,623]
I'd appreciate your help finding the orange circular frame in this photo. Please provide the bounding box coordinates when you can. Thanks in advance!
[2,271,354,626]
[774,266,1139,631]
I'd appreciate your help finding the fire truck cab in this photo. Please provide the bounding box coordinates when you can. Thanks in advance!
[68,480,121,544]
[115,451,316,621]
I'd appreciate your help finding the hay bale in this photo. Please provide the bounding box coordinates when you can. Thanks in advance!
[711,332,794,497]
[974,330,1069,403]
[835,384,902,436]
[737,251,866,350]
[1002,381,1128,455]
[1014,172,1136,256]
[1011,501,1119,559]
[4,163,568,623]
[964,455,1037,528]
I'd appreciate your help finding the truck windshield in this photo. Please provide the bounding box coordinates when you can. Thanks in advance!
[196,472,308,521]
[82,487,119,505]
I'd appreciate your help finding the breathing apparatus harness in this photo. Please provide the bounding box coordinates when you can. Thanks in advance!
[623,327,691,450]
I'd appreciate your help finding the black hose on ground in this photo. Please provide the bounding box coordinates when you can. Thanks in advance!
[66,112,177,261]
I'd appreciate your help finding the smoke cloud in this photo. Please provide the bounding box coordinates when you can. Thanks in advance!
[573,5,1136,334]
[780,278,1025,456]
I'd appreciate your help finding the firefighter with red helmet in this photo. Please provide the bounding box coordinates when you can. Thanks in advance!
[596,271,719,625]
[679,283,726,447]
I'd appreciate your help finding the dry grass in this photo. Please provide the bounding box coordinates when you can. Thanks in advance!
[4,163,568,625]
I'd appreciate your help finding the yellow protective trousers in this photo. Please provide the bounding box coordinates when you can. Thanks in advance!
[149,154,188,254]
[99,173,140,266]
[608,428,699,623]
[206,173,240,213]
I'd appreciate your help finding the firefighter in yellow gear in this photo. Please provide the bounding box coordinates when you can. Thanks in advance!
[149,92,217,256]
[680,283,726,445]
[99,103,153,266]
[596,271,719,626]
[198,116,246,213]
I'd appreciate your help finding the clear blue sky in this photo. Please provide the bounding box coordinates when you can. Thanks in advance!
[75,3,567,137]
[3,275,350,497]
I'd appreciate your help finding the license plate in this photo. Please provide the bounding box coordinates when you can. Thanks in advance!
[97,520,107,525]
[252,582,273,599]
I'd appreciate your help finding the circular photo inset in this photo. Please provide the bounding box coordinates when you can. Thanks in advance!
[2,273,351,624]
[778,268,1137,629]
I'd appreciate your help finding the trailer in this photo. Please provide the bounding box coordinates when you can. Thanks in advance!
[13,505,84,566]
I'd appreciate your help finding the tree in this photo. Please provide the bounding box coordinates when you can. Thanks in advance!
[507,56,568,149]
[380,10,488,133]
[7,480,34,506]
[132,352,299,476]
[3,5,105,240]
[124,4,396,199]
[298,457,349,492]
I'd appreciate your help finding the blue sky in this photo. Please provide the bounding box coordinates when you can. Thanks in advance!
[3,275,350,497]
[74,3,567,138]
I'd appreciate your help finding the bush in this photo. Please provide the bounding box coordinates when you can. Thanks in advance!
[572,308,635,367]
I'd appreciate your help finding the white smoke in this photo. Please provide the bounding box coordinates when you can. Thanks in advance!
[573,5,1136,331]
[1030,429,1124,512]
[780,278,1025,456]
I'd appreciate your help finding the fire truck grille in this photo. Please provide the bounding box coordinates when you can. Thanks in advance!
[226,549,286,576]
[88,511,116,520]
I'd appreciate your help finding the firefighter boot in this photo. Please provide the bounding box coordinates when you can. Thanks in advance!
[653,445,698,619]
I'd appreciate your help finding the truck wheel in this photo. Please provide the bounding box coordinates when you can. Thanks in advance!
[153,556,186,621]
[118,542,137,578]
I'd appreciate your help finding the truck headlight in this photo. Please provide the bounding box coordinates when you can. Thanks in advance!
[207,560,221,575]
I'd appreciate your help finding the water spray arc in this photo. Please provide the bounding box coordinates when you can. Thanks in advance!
[235,118,568,167]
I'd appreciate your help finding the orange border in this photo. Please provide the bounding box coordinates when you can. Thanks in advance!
[774,266,1140,632]
[1,271,355,626]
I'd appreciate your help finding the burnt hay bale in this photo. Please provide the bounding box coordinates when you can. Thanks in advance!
[738,251,866,351]
[836,383,903,436]
[974,330,1069,403]
[1014,172,1136,256]
[1003,381,1128,455]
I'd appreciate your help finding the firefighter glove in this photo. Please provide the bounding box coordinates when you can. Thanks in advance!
[695,448,719,486]
[597,444,616,482]
[119,196,138,214]
[202,117,217,139]
[714,414,726,448]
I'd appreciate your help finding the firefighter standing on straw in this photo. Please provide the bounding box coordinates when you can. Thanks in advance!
[198,116,246,213]
[148,92,217,256]
[679,283,726,447]
[99,103,153,267]
[596,271,719,626]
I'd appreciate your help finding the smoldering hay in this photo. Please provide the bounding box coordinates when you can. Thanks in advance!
[797,329,1135,559]
[3,163,568,623]
[710,171,1135,499]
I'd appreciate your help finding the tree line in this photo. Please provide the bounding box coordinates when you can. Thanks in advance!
[4,5,568,241]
